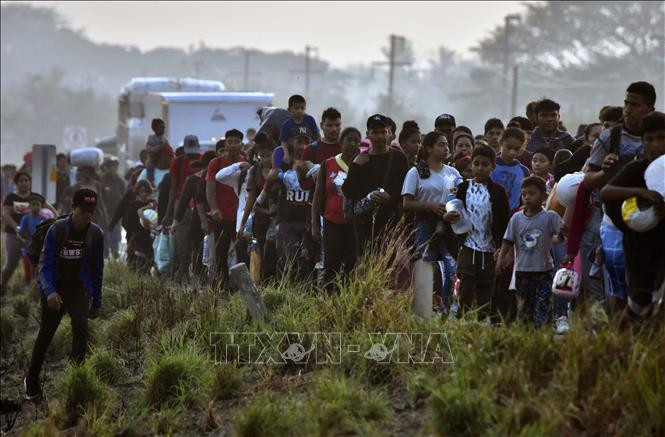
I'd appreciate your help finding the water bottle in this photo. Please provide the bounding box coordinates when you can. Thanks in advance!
[202,234,210,266]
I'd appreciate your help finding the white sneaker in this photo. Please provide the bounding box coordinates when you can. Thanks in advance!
[555,316,570,335]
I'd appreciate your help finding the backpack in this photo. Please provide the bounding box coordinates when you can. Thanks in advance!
[604,124,633,179]
[27,217,68,266]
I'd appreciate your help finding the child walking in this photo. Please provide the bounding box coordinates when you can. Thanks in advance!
[497,176,563,327]
[18,194,46,283]
[445,145,510,320]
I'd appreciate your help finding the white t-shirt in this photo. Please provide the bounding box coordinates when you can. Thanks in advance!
[463,181,494,253]
[401,165,461,204]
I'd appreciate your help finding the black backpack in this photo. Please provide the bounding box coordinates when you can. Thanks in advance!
[27,217,68,266]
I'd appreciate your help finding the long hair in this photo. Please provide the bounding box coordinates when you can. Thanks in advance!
[416,131,444,179]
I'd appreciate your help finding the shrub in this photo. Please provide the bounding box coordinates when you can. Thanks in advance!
[143,340,214,409]
[235,393,301,437]
[103,308,140,352]
[87,347,126,385]
[429,374,494,436]
[213,363,246,400]
[312,375,388,433]
[59,362,112,426]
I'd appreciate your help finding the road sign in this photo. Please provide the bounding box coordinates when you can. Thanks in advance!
[64,125,87,149]
[32,144,57,205]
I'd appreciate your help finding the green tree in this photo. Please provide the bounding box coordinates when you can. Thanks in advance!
[469,1,665,125]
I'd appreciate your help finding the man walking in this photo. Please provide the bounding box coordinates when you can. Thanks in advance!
[25,188,104,401]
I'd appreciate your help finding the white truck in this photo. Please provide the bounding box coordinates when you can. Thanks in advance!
[116,77,273,163]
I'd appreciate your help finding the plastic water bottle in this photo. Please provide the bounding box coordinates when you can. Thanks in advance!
[202,234,210,266]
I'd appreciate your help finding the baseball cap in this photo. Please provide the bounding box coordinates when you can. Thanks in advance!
[291,126,313,141]
[435,114,456,128]
[367,114,388,130]
[72,188,98,211]
[183,135,201,154]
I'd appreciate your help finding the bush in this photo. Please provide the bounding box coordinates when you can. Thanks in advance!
[87,347,126,385]
[143,340,214,409]
[312,375,388,433]
[103,308,140,352]
[59,362,112,426]
[429,374,494,436]
[213,363,246,400]
[235,393,302,437]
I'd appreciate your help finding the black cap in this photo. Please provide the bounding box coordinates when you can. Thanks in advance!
[291,125,313,141]
[367,114,388,130]
[72,188,98,211]
[435,113,456,128]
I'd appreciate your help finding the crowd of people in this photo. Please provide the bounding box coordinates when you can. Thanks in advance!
[2,81,664,400]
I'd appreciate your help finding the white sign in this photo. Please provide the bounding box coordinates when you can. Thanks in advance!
[64,125,87,149]
[31,144,57,204]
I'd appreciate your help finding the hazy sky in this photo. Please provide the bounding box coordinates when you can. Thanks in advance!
[15,1,527,68]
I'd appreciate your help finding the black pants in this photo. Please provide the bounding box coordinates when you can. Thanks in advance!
[276,221,310,281]
[492,268,517,324]
[456,246,495,320]
[27,286,89,384]
[213,220,236,288]
[323,219,358,287]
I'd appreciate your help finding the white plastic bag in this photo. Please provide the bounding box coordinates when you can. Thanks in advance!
[69,147,104,168]
[552,262,581,299]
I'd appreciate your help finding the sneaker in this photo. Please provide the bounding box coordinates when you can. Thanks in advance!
[555,316,570,335]
[24,377,42,402]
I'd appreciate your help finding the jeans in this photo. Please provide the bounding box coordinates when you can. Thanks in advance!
[600,218,626,299]
[107,224,122,258]
[579,207,604,302]
[27,285,89,385]
[414,219,457,307]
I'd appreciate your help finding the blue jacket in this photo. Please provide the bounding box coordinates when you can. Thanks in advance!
[37,216,104,308]
[527,127,575,152]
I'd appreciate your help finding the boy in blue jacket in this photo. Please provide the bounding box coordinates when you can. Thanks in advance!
[25,188,104,401]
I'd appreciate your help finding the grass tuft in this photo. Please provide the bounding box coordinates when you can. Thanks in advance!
[58,362,113,426]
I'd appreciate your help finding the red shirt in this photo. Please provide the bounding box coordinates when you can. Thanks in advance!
[170,154,201,198]
[302,141,341,164]
[205,155,245,221]
[323,155,349,225]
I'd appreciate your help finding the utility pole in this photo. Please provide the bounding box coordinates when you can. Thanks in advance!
[372,34,411,114]
[291,45,324,98]
[229,49,261,90]
[511,65,519,118]
[503,14,521,118]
